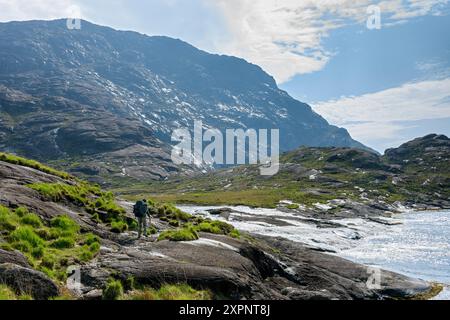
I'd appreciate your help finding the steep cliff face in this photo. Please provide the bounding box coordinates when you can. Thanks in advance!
[0,19,366,184]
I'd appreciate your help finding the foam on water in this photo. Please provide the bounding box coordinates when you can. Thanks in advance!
[179,205,396,251]
[339,210,450,300]
[178,206,450,300]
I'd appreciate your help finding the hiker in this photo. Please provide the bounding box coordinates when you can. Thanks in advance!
[133,199,151,239]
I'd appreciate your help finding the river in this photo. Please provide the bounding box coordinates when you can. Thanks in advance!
[178,205,450,300]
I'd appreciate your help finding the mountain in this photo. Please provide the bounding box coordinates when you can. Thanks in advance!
[132,134,450,211]
[0,19,366,184]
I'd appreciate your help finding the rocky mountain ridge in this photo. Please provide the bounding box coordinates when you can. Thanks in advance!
[0,19,367,185]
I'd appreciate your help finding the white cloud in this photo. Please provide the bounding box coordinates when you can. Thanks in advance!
[207,0,449,83]
[0,0,447,83]
[312,78,450,151]
[0,0,83,22]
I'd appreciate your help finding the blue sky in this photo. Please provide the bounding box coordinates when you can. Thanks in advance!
[282,14,450,102]
[1,0,449,152]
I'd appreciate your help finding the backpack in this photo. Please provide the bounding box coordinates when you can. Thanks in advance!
[133,201,148,218]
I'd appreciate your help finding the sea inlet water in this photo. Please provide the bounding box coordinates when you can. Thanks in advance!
[339,210,450,300]
[178,206,450,300]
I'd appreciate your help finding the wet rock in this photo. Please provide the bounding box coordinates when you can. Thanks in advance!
[207,208,232,220]
[253,235,432,300]
[281,287,333,300]
[207,208,233,215]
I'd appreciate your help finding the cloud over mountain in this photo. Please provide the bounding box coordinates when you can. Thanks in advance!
[209,0,449,82]
[1,0,447,83]
[312,78,450,151]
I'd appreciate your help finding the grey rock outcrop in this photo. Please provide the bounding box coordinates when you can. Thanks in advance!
[0,263,59,300]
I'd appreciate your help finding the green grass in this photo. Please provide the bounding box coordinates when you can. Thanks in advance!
[196,220,234,235]
[50,215,80,236]
[0,152,72,180]
[110,220,128,233]
[126,284,212,300]
[28,182,130,232]
[20,213,43,228]
[0,285,19,300]
[144,190,280,208]
[0,285,33,301]
[157,219,240,242]
[116,142,449,210]
[103,279,124,300]
[27,182,123,215]
[131,166,437,209]
[142,188,336,209]
[151,203,240,241]
[28,183,89,204]
[50,237,75,249]
[49,288,77,301]
[0,205,20,231]
[158,227,199,242]
[84,233,100,246]
[10,226,45,250]
[101,279,212,301]
[0,205,101,282]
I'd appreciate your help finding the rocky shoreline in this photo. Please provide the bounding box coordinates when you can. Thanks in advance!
[0,160,442,300]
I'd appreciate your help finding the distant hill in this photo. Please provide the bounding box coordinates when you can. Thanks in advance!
[0,19,367,184]
[132,134,450,210]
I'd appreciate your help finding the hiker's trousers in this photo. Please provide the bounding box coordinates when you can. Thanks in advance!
[138,216,147,237]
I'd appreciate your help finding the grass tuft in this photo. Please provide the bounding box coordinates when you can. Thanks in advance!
[50,237,75,249]
[0,284,34,301]
[150,203,240,240]
[50,215,80,237]
[20,213,43,228]
[0,152,72,180]
[158,227,199,242]
[111,220,128,233]
[10,226,45,251]
[103,279,124,300]
[28,182,129,232]
[126,283,212,300]
[0,205,101,282]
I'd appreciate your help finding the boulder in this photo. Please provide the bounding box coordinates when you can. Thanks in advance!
[0,249,30,268]
[0,263,59,300]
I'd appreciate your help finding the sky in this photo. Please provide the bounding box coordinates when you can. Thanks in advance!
[0,0,449,152]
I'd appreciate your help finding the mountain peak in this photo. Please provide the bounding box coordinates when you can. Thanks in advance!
[0,19,366,184]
